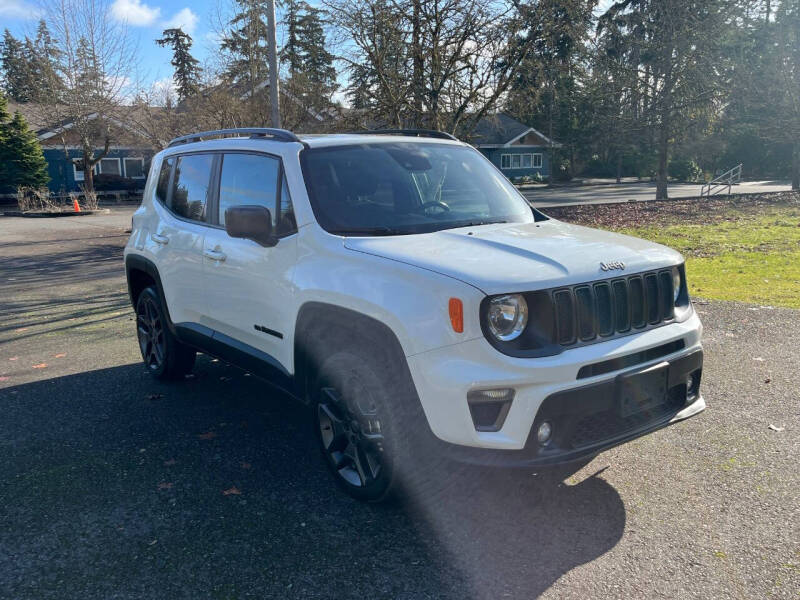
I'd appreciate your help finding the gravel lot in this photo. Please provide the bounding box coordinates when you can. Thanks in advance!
[0,209,798,599]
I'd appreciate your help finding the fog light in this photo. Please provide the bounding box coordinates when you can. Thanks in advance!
[537,421,553,445]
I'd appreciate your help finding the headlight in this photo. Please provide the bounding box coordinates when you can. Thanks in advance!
[486,294,528,341]
[672,267,681,302]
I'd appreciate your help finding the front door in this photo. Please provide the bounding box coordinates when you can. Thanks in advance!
[201,152,298,372]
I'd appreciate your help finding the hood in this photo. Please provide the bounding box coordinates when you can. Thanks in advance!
[343,220,683,295]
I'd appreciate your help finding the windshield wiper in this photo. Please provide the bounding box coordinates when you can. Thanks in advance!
[329,226,410,236]
[444,219,508,230]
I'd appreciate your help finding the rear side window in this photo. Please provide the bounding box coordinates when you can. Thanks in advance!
[154,157,173,205]
[170,154,214,222]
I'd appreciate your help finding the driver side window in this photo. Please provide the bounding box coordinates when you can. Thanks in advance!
[218,153,297,237]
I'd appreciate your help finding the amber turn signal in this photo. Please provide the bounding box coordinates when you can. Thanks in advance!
[449,298,464,333]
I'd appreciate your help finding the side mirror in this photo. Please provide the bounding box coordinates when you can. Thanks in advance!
[224,205,276,247]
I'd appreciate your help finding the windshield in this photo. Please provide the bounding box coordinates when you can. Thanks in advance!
[300,142,536,235]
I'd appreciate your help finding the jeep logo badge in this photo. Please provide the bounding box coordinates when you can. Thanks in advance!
[600,261,626,272]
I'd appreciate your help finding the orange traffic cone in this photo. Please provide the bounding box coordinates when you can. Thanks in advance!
[73,197,81,212]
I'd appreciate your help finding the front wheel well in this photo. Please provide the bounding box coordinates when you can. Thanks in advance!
[293,303,415,405]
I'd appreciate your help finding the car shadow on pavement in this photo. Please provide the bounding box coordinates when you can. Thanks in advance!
[407,464,625,599]
[0,355,625,600]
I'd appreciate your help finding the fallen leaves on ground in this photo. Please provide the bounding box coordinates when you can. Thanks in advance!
[54,353,66,358]
[32,363,47,369]
[197,431,217,440]
[223,487,242,496]
[8,357,18,361]
[0,376,9,382]
[768,424,785,432]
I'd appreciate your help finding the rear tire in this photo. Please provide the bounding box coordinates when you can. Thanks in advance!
[135,286,196,380]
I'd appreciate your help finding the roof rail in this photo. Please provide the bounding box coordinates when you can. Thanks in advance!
[167,128,302,148]
[351,129,459,141]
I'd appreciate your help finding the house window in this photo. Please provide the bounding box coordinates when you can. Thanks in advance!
[499,153,544,170]
[98,158,121,176]
[124,157,145,178]
[72,159,85,182]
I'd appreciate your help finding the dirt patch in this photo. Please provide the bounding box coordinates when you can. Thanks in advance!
[542,191,800,228]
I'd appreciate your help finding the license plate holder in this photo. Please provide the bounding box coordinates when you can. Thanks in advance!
[616,362,669,418]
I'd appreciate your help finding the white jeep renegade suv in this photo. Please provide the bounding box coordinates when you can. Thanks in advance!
[124,128,705,502]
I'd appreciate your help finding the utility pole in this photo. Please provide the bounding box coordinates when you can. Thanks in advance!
[266,0,281,128]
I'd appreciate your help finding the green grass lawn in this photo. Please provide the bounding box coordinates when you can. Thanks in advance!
[613,204,800,308]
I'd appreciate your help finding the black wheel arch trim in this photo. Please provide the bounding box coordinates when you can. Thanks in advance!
[125,253,178,335]
[293,302,420,405]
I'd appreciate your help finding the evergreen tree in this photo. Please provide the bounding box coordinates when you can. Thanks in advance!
[156,27,201,101]
[0,92,10,184]
[2,111,49,188]
[31,20,63,102]
[296,4,336,91]
[1,29,34,102]
[283,0,304,75]
[221,0,271,97]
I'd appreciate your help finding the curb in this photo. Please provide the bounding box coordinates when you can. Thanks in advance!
[1,209,111,218]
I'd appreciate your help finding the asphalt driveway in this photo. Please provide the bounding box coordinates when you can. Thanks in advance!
[0,210,798,599]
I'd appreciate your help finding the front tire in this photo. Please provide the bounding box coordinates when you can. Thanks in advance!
[135,286,196,380]
[313,351,405,502]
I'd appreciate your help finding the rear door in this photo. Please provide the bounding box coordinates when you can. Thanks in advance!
[147,153,215,324]
[201,151,298,371]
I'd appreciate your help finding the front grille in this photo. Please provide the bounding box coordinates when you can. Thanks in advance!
[552,269,676,348]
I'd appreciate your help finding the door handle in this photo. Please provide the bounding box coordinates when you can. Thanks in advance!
[151,232,169,245]
[203,249,227,262]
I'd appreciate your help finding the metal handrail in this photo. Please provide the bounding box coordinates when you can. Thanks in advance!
[701,163,742,197]
[348,129,459,141]
[167,128,303,147]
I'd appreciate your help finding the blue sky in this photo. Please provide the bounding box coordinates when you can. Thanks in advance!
[1,0,233,93]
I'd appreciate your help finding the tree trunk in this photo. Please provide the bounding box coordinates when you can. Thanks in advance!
[793,141,799,191]
[616,153,622,184]
[83,150,95,194]
[656,124,669,200]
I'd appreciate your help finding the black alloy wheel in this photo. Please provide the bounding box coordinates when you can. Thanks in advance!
[135,286,196,379]
[137,292,165,372]
[317,384,386,489]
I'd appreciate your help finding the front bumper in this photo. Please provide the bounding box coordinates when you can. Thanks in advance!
[406,309,704,455]
[437,350,704,467]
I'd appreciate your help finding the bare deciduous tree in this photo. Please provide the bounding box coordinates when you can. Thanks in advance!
[36,0,137,193]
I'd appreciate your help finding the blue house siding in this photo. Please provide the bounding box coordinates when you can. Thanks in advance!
[478,146,551,180]
[42,148,153,192]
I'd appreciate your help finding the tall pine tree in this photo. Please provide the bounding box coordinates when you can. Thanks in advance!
[221,0,271,98]
[1,30,33,102]
[283,0,337,110]
[156,28,201,101]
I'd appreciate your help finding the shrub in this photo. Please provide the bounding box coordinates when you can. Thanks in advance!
[668,158,702,182]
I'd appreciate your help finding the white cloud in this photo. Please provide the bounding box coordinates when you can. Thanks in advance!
[164,7,199,35]
[0,0,41,19]
[110,0,161,26]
